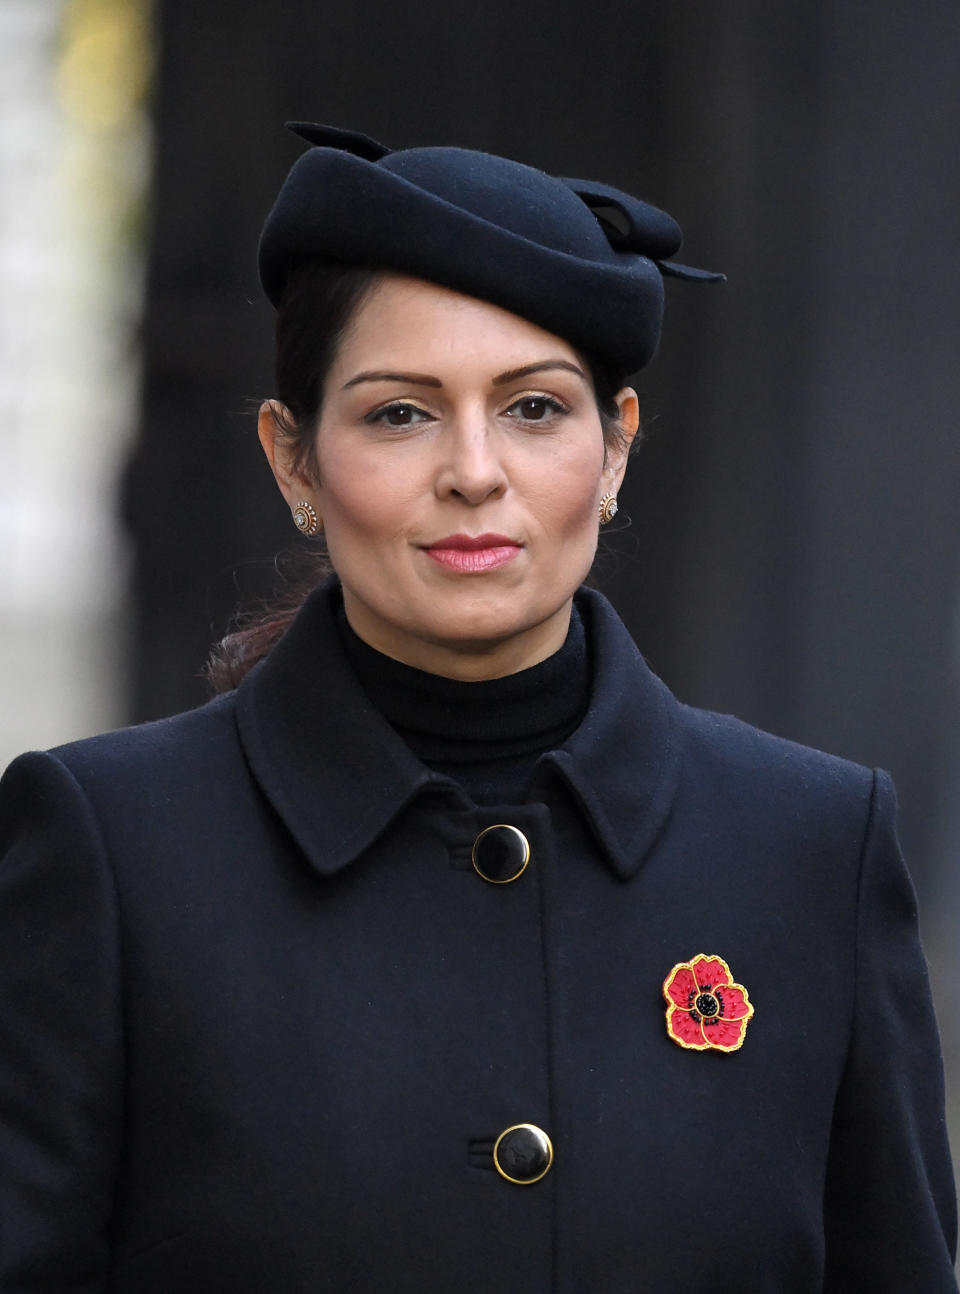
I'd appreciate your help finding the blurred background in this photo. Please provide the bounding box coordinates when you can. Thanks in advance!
[2,0,958,1220]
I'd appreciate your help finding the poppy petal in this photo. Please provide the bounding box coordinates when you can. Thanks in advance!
[666,1006,709,1050]
[663,964,698,1009]
[714,983,754,1022]
[700,1014,749,1052]
[690,955,732,990]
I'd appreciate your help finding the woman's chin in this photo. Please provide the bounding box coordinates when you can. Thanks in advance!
[347,595,573,678]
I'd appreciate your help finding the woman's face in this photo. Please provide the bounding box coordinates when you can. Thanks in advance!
[261,274,638,680]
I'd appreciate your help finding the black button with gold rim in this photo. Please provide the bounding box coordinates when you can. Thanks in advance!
[471,824,530,884]
[493,1123,553,1184]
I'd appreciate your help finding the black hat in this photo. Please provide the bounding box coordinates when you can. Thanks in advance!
[258,124,723,374]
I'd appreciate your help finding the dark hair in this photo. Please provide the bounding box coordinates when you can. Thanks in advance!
[269,259,381,480]
[206,259,633,692]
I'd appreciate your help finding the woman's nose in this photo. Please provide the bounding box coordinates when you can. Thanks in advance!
[435,417,508,505]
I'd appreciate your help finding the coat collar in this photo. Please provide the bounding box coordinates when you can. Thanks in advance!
[235,579,682,882]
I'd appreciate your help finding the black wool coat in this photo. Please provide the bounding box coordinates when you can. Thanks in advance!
[0,583,956,1292]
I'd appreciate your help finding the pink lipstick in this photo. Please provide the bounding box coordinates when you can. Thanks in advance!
[424,533,521,573]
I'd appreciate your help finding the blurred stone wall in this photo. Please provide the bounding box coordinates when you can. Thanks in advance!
[0,0,151,767]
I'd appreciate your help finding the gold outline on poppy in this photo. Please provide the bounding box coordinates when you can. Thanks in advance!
[662,954,755,1053]
[690,954,733,990]
[699,1013,750,1051]
[665,1002,713,1050]
[663,967,698,1009]
[713,982,752,1022]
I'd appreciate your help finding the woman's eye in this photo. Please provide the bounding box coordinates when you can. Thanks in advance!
[506,395,569,423]
[365,402,431,428]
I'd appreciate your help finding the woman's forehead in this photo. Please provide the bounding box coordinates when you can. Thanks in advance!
[333,274,585,376]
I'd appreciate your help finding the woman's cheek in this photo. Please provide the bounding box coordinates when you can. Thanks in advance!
[552,467,605,539]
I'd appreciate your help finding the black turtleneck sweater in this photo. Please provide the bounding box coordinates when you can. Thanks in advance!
[336,604,589,805]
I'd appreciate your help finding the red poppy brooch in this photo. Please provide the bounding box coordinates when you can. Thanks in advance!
[663,954,754,1053]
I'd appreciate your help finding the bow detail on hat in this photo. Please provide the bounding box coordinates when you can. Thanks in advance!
[286,122,391,161]
[563,179,681,257]
[565,179,725,282]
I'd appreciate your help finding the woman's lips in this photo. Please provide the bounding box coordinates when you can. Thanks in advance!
[423,533,522,573]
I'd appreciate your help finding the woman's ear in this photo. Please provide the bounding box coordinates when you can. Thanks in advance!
[604,386,641,488]
[257,399,314,510]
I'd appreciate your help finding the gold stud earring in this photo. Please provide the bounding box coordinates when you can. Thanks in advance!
[292,501,320,536]
[599,494,618,525]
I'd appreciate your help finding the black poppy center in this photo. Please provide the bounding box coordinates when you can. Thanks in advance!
[695,992,720,1018]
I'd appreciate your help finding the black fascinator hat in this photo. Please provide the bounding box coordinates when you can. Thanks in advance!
[258,124,723,375]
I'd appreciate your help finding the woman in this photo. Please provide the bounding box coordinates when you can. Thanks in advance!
[0,124,956,1292]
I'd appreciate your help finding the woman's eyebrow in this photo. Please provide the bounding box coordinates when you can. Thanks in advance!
[341,359,586,392]
[342,370,443,390]
[492,360,586,385]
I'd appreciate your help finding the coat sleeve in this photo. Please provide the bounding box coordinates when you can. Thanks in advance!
[823,769,958,1291]
[0,750,123,1292]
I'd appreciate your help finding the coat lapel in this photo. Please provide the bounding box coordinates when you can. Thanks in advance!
[235,581,441,877]
[235,579,683,883]
[545,589,683,880]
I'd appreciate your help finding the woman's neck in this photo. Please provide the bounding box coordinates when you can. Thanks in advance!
[337,599,590,803]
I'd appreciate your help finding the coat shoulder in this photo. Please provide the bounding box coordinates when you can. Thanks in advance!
[33,692,242,801]
[1,693,254,887]
[675,698,881,830]
[680,699,873,777]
